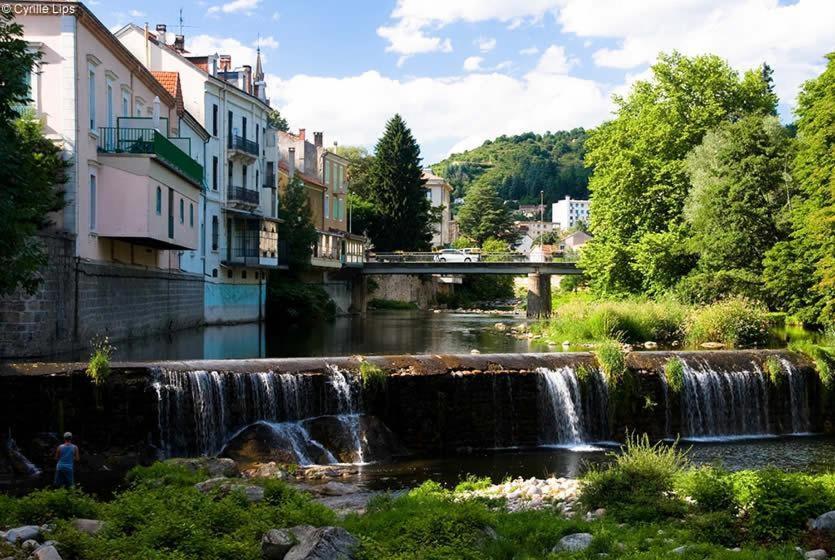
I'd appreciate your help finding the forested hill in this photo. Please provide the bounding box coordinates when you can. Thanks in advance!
[430,129,590,206]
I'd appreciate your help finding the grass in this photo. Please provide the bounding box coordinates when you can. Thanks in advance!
[764,356,785,385]
[789,340,835,389]
[358,360,387,390]
[664,356,684,393]
[368,299,419,310]
[684,297,773,348]
[85,335,114,386]
[594,340,627,385]
[2,457,834,559]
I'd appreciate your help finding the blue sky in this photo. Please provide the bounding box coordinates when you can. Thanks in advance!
[97,0,835,163]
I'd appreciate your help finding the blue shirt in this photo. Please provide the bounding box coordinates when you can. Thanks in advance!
[56,443,77,469]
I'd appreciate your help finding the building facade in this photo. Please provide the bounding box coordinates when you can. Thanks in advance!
[116,24,280,323]
[551,196,590,229]
[421,170,454,248]
[2,3,208,357]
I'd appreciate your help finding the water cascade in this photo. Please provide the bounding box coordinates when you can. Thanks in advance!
[152,367,367,462]
[537,367,608,446]
[782,358,813,435]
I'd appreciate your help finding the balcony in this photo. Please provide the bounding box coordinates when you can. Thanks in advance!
[227,134,259,162]
[263,173,277,190]
[221,219,279,268]
[98,127,203,187]
[311,230,344,269]
[227,185,260,207]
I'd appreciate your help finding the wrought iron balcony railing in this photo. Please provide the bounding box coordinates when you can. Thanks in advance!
[227,185,259,206]
[98,127,203,186]
[227,134,259,156]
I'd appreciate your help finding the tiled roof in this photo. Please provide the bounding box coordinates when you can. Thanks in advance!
[150,71,184,114]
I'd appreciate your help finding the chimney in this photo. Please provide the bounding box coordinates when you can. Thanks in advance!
[242,65,252,94]
[173,34,185,53]
[219,55,231,72]
[155,24,167,44]
[298,128,305,142]
[313,132,323,149]
[288,147,296,179]
[209,54,218,76]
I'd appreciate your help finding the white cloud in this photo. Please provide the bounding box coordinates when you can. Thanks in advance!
[556,0,835,106]
[463,56,484,72]
[253,36,278,49]
[188,34,261,66]
[532,45,576,75]
[128,10,145,18]
[475,36,497,53]
[266,65,612,163]
[207,0,261,17]
[377,18,453,58]
[519,46,539,56]
[271,11,280,21]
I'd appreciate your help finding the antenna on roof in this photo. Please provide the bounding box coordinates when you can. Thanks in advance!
[178,8,184,35]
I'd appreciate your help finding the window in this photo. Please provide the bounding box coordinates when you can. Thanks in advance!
[241,270,247,280]
[227,110,233,145]
[155,186,162,215]
[228,160,233,187]
[242,116,247,140]
[189,203,194,227]
[211,215,219,250]
[121,89,129,118]
[106,80,113,127]
[242,165,247,188]
[88,68,96,130]
[135,101,144,117]
[227,269,232,279]
[179,198,185,224]
[324,194,329,219]
[337,166,344,191]
[89,173,97,230]
[212,268,218,278]
[324,161,330,183]
[212,104,218,136]
[255,124,259,145]
[255,170,259,190]
[212,157,218,190]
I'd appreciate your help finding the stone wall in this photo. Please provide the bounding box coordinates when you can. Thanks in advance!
[367,274,453,309]
[0,234,205,358]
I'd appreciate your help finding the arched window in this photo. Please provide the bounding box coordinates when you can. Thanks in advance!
[189,203,194,227]
[211,215,219,251]
[155,187,162,215]
[179,198,184,224]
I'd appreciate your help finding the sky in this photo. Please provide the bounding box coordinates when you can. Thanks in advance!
[97,0,835,163]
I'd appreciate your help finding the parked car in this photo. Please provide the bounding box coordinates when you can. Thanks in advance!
[433,249,480,263]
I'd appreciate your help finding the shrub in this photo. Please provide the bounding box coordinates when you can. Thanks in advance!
[764,356,785,386]
[580,433,688,522]
[368,299,418,310]
[685,297,773,348]
[675,466,737,513]
[14,488,99,525]
[267,276,336,322]
[687,511,741,548]
[126,461,208,488]
[85,335,114,385]
[454,475,493,494]
[789,341,835,389]
[743,469,829,543]
[358,360,387,390]
[664,356,685,393]
[595,340,627,385]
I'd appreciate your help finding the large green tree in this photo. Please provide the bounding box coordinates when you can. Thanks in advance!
[277,175,317,270]
[457,180,515,245]
[579,52,778,296]
[0,12,67,295]
[677,115,792,302]
[367,115,432,251]
[764,53,835,326]
[266,109,289,132]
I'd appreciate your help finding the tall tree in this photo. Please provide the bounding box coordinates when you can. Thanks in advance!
[0,12,67,295]
[580,52,778,295]
[457,180,514,245]
[368,114,432,251]
[277,175,317,270]
[764,53,835,326]
[266,109,289,132]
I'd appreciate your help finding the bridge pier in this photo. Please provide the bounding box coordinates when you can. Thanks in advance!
[350,274,368,314]
[526,273,552,319]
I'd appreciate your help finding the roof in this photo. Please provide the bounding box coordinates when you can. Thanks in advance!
[421,170,452,191]
[277,160,325,189]
[151,71,183,114]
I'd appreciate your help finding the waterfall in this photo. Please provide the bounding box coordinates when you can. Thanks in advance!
[261,422,338,466]
[537,366,608,446]
[326,365,366,463]
[679,359,772,439]
[658,370,672,439]
[781,358,813,434]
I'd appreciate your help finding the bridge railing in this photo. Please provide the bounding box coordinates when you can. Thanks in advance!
[367,252,579,264]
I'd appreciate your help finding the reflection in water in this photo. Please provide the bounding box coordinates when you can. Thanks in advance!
[83,310,546,362]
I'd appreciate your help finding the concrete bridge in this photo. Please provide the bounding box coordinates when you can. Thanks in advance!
[353,253,582,318]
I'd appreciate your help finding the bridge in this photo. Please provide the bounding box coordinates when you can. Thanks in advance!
[356,253,582,318]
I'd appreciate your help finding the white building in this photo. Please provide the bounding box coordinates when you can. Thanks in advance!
[551,196,589,229]
[116,24,280,324]
[422,170,454,248]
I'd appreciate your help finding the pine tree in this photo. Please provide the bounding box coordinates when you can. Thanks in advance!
[0,12,67,295]
[457,180,514,246]
[368,114,432,251]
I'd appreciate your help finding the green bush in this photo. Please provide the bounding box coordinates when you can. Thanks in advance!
[368,299,418,310]
[789,340,835,389]
[85,335,114,385]
[675,466,737,513]
[14,488,99,525]
[126,461,209,488]
[267,276,336,323]
[764,356,785,386]
[687,511,741,548]
[594,340,627,385]
[454,475,492,494]
[743,469,830,543]
[580,433,689,522]
[685,297,772,348]
[541,296,687,345]
[664,356,685,393]
[358,360,387,390]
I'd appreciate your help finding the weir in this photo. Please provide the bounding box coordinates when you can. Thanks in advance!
[0,351,825,474]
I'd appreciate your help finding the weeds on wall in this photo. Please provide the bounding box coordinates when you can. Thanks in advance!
[789,340,835,390]
[664,357,684,393]
[594,340,627,386]
[85,335,114,386]
[764,356,785,386]
[359,359,387,391]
